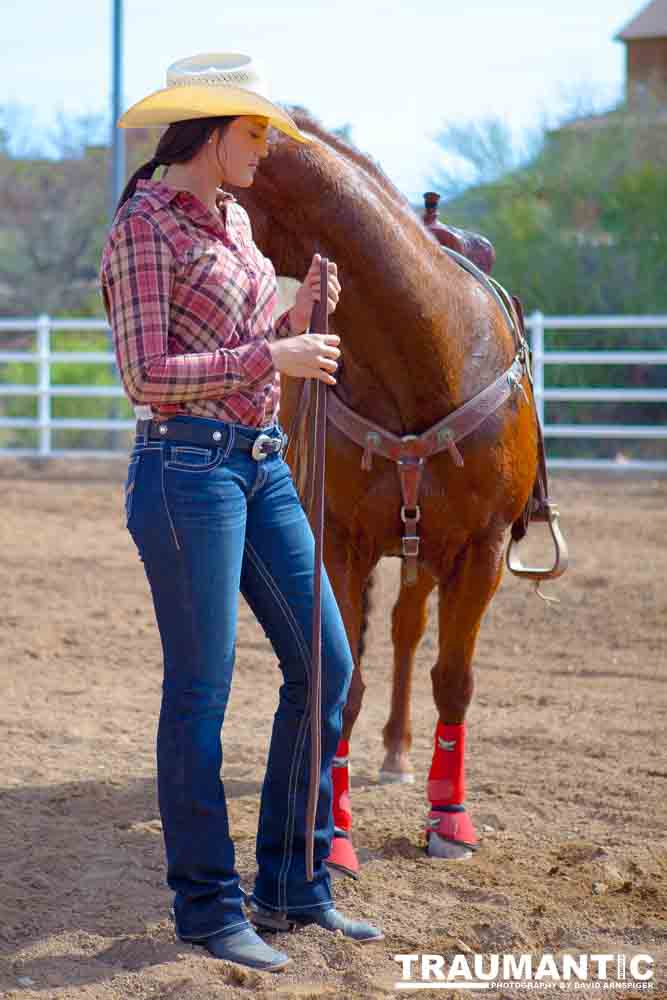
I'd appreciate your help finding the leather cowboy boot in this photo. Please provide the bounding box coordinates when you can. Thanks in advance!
[192,925,291,971]
[249,900,383,943]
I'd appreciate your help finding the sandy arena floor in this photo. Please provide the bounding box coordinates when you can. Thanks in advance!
[0,466,665,1000]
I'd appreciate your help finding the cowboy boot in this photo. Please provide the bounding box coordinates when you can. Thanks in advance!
[191,925,291,971]
[249,901,383,943]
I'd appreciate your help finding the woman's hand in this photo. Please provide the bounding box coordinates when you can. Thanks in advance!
[288,253,341,334]
[268,333,340,385]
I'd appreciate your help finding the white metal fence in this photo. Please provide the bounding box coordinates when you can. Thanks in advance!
[0,313,666,470]
[528,313,667,472]
[0,316,131,459]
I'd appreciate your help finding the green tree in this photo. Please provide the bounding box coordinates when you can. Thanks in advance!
[0,106,153,449]
[428,104,667,460]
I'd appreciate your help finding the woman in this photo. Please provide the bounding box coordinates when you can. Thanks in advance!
[100,53,383,972]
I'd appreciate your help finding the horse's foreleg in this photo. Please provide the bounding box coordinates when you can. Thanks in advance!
[379,563,437,784]
[427,534,505,860]
[322,523,375,878]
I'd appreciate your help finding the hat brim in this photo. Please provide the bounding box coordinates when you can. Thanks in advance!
[118,85,310,144]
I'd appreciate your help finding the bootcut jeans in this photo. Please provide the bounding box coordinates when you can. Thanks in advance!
[124,413,354,942]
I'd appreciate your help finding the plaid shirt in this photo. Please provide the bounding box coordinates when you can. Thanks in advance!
[99,178,294,427]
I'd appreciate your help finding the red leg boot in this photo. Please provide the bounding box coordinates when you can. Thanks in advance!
[425,721,478,857]
[325,739,359,878]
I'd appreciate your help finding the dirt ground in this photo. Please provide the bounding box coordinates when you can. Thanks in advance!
[0,465,665,1000]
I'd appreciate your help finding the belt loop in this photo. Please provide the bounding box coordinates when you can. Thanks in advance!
[136,419,149,445]
[223,425,236,459]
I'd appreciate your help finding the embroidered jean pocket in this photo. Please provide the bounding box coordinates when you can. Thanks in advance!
[124,456,140,525]
[165,445,225,473]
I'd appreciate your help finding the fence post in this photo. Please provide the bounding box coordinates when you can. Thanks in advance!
[37,313,51,457]
[529,310,545,429]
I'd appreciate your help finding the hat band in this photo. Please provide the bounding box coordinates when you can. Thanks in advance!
[170,72,257,88]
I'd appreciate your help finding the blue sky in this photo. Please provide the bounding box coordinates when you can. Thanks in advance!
[2,0,641,199]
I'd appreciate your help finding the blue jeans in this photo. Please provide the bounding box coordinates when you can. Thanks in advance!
[124,414,354,942]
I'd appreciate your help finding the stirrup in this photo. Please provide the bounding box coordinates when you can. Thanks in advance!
[506,501,568,594]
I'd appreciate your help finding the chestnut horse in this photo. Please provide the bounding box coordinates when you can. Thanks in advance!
[235,112,539,872]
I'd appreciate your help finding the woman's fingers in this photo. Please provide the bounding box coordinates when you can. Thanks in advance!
[316,337,339,382]
[313,341,337,354]
[317,355,338,372]
[305,261,340,299]
[269,332,339,383]
[315,274,340,293]
[306,278,339,295]
[318,366,337,384]
[307,255,337,276]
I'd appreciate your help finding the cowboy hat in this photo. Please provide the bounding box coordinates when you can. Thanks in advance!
[118,52,310,144]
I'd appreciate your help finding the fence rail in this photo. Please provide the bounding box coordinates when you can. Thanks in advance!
[525,312,667,471]
[1,313,666,470]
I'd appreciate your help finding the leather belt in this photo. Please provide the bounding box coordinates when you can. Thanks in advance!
[136,418,286,461]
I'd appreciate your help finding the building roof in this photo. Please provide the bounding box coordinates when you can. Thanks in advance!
[616,0,667,41]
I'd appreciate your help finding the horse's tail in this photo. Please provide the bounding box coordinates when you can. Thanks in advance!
[358,569,376,663]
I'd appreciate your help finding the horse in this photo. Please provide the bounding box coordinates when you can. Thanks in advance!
[234,110,544,873]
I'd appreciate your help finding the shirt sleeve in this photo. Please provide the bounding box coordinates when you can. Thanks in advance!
[274,308,295,339]
[100,214,275,406]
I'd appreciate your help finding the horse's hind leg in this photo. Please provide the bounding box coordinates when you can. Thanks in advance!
[379,563,437,784]
[427,533,505,860]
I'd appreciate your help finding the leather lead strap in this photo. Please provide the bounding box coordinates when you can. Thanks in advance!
[304,258,329,882]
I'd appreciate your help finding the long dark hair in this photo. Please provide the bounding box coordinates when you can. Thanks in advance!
[115,115,238,216]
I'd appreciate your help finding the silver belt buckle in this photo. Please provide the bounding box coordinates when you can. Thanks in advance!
[251,433,275,461]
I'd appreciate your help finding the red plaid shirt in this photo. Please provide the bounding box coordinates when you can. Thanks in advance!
[100,178,294,427]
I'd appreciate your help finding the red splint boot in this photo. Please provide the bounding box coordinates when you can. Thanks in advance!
[325,739,359,878]
[425,721,478,853]
[426,806,478,851]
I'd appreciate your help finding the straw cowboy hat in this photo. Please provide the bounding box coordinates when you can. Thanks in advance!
[118,52,310,143]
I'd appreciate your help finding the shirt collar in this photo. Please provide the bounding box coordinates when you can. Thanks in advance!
[135,179,236,230]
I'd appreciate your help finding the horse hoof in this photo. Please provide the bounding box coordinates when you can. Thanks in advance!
[325,833,359,879]
[425,808,478,860]
[379,750,413,784]
[427,832,473,860]
[378,768,415,785]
